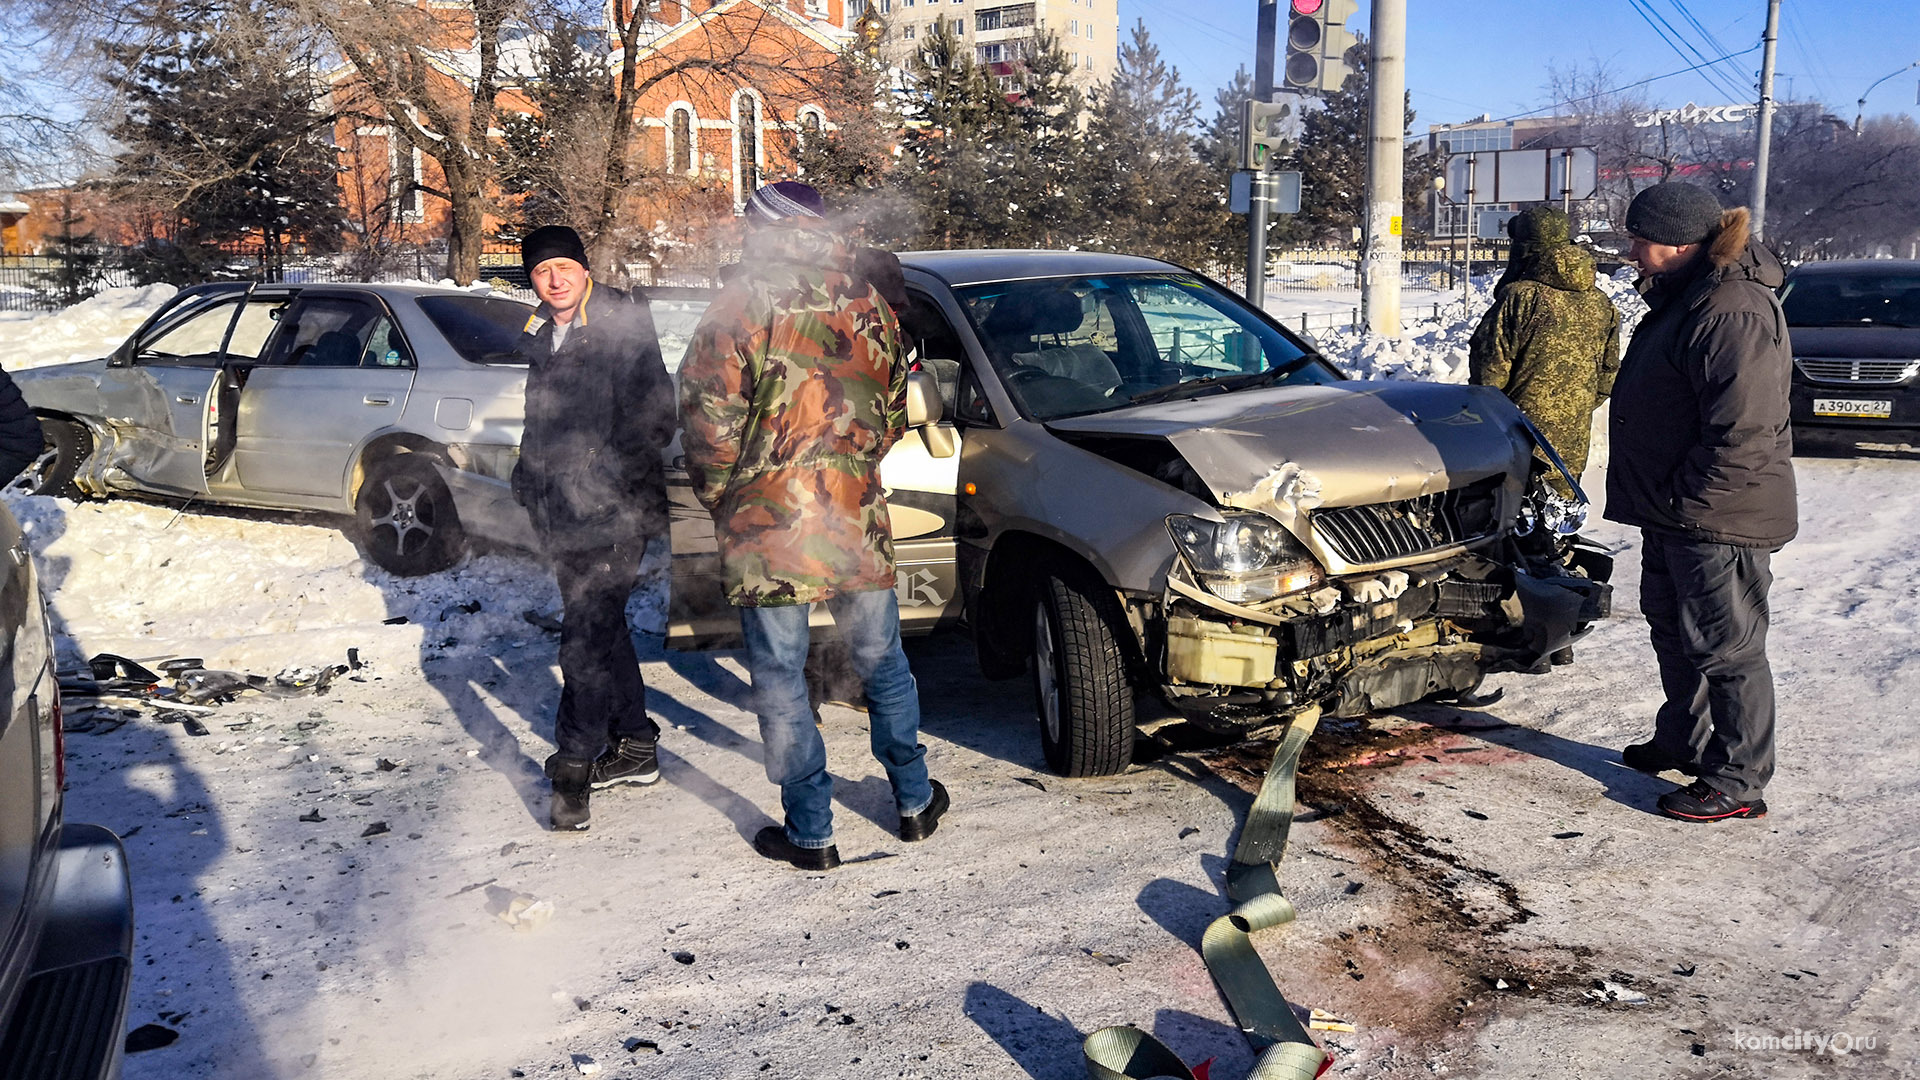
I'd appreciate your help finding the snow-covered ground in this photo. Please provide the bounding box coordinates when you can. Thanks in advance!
[7,286,1917,1078]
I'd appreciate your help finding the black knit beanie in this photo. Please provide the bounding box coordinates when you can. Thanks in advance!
[1625,183,1724,246]
[521,225,590,273]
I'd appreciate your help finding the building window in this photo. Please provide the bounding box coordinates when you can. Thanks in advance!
[799,108,824,142]
[903,23,915,37]
[951,18,963,35]
[975,4,1034,31]
[1069,19,1079,35]
[669,107,694,174]
[389,135,422,223]
[1439,127,1513,154]
[734,91,761,200]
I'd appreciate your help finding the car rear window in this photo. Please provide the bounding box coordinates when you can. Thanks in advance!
[416,294,535,364]
[1781,271,1920,328]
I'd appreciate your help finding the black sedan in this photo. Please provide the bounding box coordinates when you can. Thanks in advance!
[1780,260,1920,430]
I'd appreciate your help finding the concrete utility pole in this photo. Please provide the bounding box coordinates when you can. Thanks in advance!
[1751,0,1780,242]
[1246,0,1278,309]
[1361,0,1405,336]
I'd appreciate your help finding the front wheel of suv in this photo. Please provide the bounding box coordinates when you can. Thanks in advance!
[1031,568,1135,777]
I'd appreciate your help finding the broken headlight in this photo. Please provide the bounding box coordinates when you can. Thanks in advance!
[1168,512,1325,604]
[1517,471,1590,537]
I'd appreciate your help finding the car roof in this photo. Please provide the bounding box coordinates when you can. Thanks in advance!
[896,249,1185,287]
[1786,259,1920,276]
[247,281,528,302]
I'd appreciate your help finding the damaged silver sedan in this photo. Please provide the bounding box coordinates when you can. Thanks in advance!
[788,251,1614,777]
[8,281,703,576]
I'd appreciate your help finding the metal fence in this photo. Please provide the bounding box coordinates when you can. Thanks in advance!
[1263,247,1501,294]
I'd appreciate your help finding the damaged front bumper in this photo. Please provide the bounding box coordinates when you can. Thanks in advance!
[1155,540,1612,725]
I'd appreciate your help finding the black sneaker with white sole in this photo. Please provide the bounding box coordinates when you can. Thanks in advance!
[590,737,660,788]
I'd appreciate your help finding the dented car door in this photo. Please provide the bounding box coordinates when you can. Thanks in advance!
[95,291,245,495]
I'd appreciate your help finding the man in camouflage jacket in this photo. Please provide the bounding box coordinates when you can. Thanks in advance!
[1468,205,1621,493]
[679,182,948,871]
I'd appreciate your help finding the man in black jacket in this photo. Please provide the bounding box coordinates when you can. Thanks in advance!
[1606,182,1796,823]
[514,225,676,831]
[0,372,44,487]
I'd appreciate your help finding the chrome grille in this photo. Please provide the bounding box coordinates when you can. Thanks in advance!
[1794,358,1919,386]
[1313,480,1502,566]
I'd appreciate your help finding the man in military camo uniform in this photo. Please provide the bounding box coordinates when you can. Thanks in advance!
[679,182,948,871]
[1468,205,1621,494]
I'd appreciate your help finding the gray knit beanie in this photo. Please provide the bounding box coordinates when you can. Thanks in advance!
[1625,182,1724,246]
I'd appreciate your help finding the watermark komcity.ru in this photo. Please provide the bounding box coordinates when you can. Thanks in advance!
[1730,1029,1880,1055]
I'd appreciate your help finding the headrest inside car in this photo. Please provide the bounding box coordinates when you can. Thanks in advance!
[981,288,1085,340]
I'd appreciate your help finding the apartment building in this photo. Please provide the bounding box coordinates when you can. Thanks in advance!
[851,0,1117,88]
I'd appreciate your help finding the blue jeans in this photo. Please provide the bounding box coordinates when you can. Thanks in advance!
[739,588,932,849]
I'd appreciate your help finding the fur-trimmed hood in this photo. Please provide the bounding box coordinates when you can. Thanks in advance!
[1639,206,1784,310]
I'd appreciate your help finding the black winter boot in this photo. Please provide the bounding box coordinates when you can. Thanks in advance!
[590,737,660,788]
[545,755,593,831]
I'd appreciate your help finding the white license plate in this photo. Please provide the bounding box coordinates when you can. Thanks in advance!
[1812,398,1893,418]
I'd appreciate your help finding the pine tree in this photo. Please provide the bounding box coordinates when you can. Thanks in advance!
[34,194,105,305]
[102,1,343,282]
[1083,22,1219,268]
[497,18,616,239]
[894,26,1025,249]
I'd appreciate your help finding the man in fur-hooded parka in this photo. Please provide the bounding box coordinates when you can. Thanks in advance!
[1607,181,1796,824]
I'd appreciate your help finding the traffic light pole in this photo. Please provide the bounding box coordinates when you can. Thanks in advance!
[1246,0,1278,309]
[1360,0,1405,337]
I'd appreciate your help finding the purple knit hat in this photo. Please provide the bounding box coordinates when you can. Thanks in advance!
[744,181,825,226]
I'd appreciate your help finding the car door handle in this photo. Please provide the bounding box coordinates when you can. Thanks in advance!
[364,395,394,406]
[176,395,200,404]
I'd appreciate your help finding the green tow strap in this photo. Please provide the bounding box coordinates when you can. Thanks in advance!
[1083,708,1329,1080]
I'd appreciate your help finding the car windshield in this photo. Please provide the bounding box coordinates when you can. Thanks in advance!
[1780,271,1920,328]
[415,294,536,363]
[952,273,1335,420]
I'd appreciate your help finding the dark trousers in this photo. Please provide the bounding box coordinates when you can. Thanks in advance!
[1638,530,1777,800]
[550,543,657,763]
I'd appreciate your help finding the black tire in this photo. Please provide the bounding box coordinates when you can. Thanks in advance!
[354,454,465,576]
[6,416,88,499]
[1031,567,1136,777]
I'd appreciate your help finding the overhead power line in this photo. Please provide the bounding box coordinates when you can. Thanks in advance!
[1625,0,1750,102]
[1490,43,1762,123]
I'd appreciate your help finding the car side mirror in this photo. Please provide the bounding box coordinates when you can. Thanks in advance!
[906,368,942,427]
[904,369,956,459]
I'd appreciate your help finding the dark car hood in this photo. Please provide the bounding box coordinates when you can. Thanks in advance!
[1045,381,1532,526]
[1788,326,1920,360]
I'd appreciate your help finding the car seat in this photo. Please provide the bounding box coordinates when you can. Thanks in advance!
[302,329,363,368]
[982,289,1122,394]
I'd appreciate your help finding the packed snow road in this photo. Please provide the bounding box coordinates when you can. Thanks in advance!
[8,290,1915,1078]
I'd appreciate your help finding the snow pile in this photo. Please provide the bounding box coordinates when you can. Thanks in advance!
[1311,268,1649,384]
[0,284,177,371]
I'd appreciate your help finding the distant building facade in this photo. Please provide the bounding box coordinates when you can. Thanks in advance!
[854,0,1116,89]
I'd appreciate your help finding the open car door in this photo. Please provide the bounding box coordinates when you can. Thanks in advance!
[94,288,249,496]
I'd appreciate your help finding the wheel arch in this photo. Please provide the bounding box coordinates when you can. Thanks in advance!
[348,432,451,507]
[976,530,1149,684]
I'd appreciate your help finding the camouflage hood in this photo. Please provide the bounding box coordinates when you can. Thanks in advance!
[1516,243,1598,294]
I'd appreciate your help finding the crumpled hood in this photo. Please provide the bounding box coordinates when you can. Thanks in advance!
[1045,380,1531,527]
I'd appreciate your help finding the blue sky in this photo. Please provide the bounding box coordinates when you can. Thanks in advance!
[1121,0,1920,128]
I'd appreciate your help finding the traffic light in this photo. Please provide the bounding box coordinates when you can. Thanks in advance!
[1282,0,1360,95]
[1241,97,1300,171]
